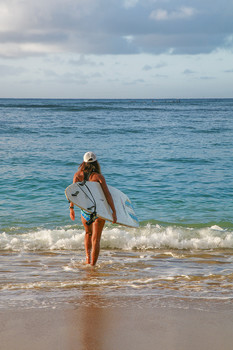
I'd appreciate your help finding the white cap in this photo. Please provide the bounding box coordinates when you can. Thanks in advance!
[83,151,97,163]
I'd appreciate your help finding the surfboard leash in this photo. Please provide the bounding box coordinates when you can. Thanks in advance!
[78,181,97,225]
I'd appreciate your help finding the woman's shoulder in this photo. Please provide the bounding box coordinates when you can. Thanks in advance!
[73,170,84,183]
[89,172,105,183]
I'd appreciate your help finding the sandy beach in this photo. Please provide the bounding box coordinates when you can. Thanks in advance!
[1,297,233,350]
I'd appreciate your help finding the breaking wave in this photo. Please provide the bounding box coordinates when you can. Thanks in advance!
[1,222,233,251]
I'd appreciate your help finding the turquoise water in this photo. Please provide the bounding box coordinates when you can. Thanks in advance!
[1,98,233,309]
[1,98,233,229]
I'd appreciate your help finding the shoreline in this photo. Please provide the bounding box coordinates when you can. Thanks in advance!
[1,297,233,350]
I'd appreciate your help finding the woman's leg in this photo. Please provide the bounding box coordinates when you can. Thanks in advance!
[81,216,92,264]
[91,218,105,266]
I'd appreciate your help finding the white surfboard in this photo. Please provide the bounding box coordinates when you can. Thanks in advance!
[65,181,139,228]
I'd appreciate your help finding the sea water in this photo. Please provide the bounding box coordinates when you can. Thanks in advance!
[0,98,233,309]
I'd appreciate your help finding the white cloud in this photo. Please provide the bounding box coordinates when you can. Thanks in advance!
[123,35,135,43]
[150,7,197,21]
[1,50,233,98]
[123,0,139,9]
[155,61,167,69]
[0,64,25,76]
[224,35,233,50]
[69,54,99,66]
[150,9,167,21]
[200,76,215,80]
[0,0,232,58]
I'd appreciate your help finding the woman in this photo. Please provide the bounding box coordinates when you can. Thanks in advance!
[69,152,117,266]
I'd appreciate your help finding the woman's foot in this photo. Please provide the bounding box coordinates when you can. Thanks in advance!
[86,253,91,264]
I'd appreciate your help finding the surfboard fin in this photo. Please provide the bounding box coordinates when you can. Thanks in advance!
[71,190,79,196]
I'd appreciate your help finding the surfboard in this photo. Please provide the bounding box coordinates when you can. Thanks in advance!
[65,181,139,228]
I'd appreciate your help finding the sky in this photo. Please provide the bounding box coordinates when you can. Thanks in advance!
[0,0,233,98]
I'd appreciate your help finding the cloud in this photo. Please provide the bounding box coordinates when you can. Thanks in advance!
[150,7,196,21]
[40,69,89,85]
[39,65,103,85]
[154,74,168,78]
[183,69,196,75]
[142,64,153,71]
[224,35,233,50]
[155,61,167,69]
[124,78,145,85]
[0,0,233,57]
[0,64,25,76]
[68,54,104,66]
[142,61,167,71]
[123,0,139,9]
[200,76,215,80]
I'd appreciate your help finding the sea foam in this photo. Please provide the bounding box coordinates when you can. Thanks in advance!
[0,223,233,251]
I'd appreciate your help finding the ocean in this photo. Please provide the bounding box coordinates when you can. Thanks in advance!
[1,98,233,310]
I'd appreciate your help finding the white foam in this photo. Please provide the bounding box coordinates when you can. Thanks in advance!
[102,224,233,250]
[0,223,233,251]
[210,225,224,231]
[0,228,85,251]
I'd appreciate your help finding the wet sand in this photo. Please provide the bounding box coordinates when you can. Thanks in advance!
[1,298,233,350]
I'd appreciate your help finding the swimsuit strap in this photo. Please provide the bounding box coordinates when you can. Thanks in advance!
[83,171,90,182]
[83,170,96,182]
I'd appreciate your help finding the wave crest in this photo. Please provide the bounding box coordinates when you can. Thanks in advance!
[1,223,233,251]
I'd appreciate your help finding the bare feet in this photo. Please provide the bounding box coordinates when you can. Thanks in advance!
[86,253,91,264]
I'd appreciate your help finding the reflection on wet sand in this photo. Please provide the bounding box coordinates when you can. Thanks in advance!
[80,294,106,350]
[66,291,233,350]
[68,268,108,350]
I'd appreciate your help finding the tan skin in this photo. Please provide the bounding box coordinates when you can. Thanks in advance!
[70,170,117,266]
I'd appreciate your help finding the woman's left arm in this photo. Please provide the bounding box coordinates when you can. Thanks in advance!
[97,175,117,223]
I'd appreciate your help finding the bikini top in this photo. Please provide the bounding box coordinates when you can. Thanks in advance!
[83,170,95,182]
